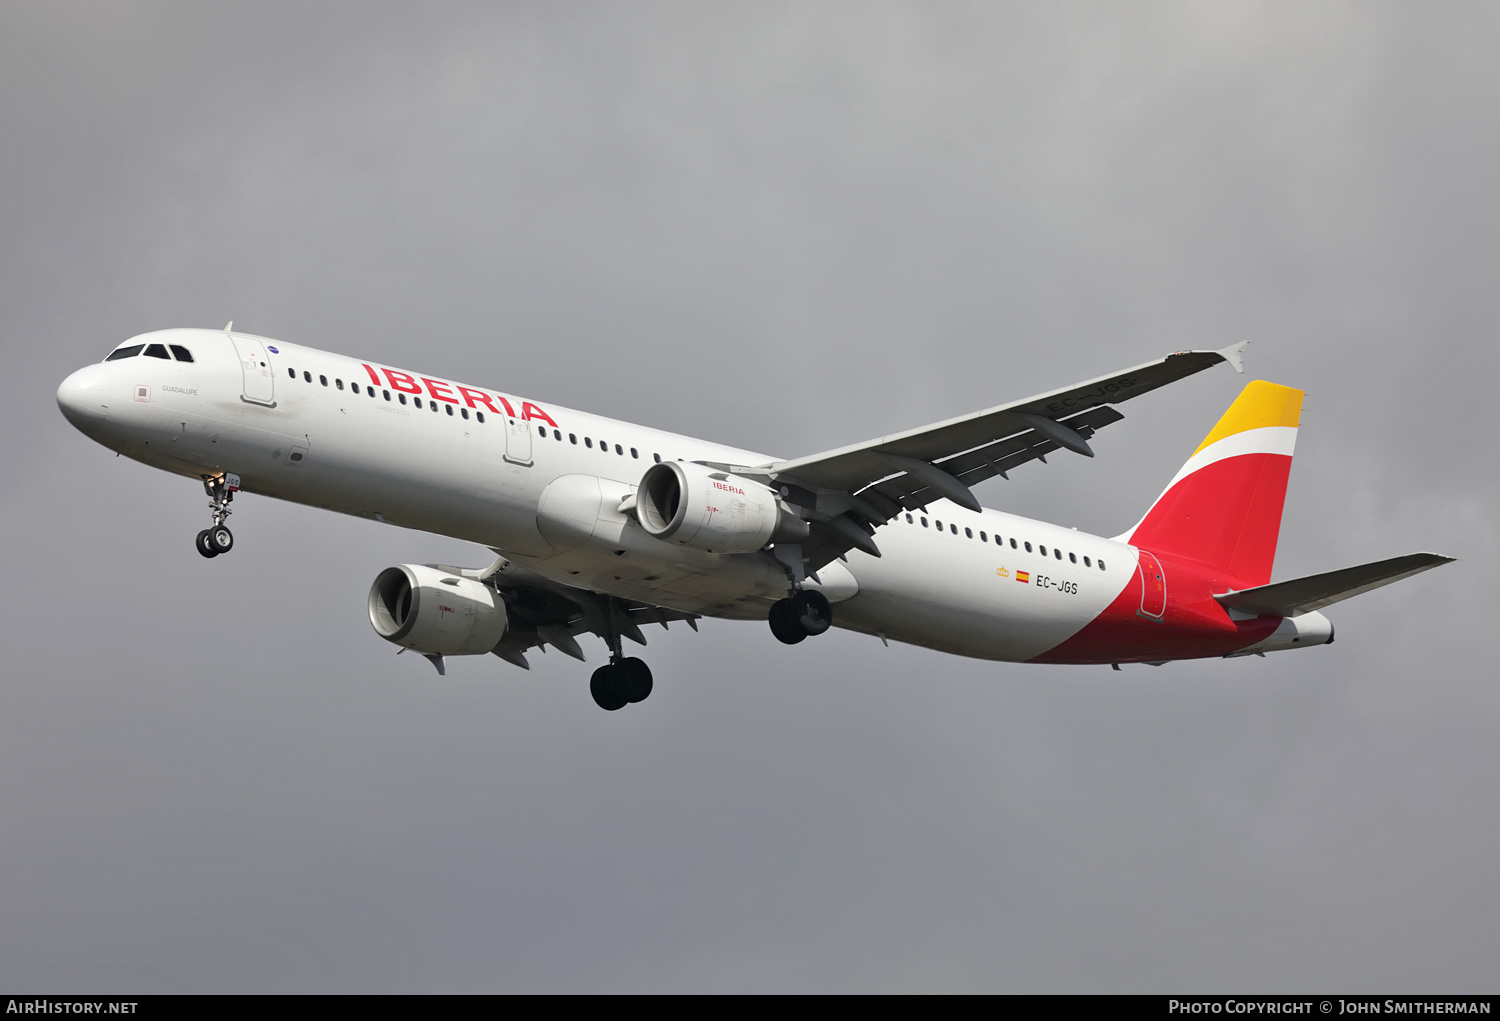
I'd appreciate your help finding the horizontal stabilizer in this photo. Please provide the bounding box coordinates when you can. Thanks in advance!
[1215,552,1455,618]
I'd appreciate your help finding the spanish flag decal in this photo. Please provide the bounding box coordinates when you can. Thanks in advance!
[1016,570,1030,583]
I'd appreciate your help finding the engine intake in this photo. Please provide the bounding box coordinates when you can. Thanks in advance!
[368,564,508,656]
[637,460,799,554]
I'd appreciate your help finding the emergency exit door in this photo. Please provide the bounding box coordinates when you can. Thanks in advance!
[504,415,533,466]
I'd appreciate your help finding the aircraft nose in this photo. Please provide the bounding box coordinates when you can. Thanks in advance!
[57,363,112,424]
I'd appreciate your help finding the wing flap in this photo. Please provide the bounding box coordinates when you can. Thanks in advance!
[1214,553,1455,617]
[864,406,1125,512]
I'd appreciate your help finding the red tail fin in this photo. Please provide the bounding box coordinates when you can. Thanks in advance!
[1120,381,1303,587]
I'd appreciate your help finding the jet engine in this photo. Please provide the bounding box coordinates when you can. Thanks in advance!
[636,460,802,554]
[367,564,508,656]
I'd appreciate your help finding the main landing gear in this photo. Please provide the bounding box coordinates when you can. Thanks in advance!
[768,589,832,645]
[589,656,654,711]
[195,474,238,559]
[588,596,655,711]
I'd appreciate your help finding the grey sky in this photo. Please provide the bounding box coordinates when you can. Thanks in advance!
[1,1,1495,992]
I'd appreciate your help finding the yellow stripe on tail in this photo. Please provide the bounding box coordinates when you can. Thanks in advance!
[1192,380,1303,456]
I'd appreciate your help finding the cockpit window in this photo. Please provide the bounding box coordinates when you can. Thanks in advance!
[106,344,144,361]
[169,345,194,362]
[144,343,170,359]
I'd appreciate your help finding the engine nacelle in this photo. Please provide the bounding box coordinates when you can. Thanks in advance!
[637,460,797,554]
[367,564,508,656]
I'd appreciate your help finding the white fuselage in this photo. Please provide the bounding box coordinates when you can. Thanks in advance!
[59,329,1143,662]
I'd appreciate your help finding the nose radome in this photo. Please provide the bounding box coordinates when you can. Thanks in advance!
[57,363,112,423]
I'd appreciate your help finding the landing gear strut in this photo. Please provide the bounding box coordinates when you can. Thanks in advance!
[768,589,833,645]
[589,597,655,710]
[195,474,238,559]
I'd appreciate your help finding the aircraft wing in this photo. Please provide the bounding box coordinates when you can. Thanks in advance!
[1214,553,1456,618]
[720,344,1245,572]
[473,552,701,668]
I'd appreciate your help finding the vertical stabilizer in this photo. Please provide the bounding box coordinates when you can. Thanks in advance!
[1120,381,1303,586]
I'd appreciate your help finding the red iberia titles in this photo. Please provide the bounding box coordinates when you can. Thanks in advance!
[360,363,556,426]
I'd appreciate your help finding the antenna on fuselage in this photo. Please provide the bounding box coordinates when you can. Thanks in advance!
[224,321,233,333]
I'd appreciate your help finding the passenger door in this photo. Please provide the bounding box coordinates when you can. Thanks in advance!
[228,333,275,406]
[1136,549,1166,619]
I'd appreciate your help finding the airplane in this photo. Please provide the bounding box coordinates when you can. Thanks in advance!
[56,325,1453,710]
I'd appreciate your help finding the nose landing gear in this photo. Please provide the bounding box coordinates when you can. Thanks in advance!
[196,525,234,557]
[195,474,239,559]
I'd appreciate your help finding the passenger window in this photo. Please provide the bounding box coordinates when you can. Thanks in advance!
[304,371,312,383]
[1055,549,1062,560]
[1083,556,1091,567]
[320,375,328,386]
[169,345,194,362]
[653,453,661,463]
[431,401,439,412]
[538,425,545,436]
[476,412,485,423]
[630,448,638,458]
[1039,545,1047,556]
[446,404,454,416]
[570,434,578,444]
[1069,553,1077,564]
[383,390,390,401]
[995,535,1003,546]
[905,514,913,524]
[585,438,593,448]
[414,397,422,408]
[979,531,986,541]
[288,368,297,378]
[398,393,407,405]
[950,524,958,535]
[554,430,562,441]
[106,345,144,361]
[921,517,928,527]
[462,408,469,420]
[1024,542,1032,553]
[1010,538,1017,549]
[336,379,344,390]
[1099,560,1106,571]
[935,520,942,531]
[965,528,973,539]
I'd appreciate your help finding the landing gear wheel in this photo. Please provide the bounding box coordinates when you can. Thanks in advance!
[207,525,234,555]
[618,657,653,703]
[197,474,238,561]
[590,665,628,711]
[768,598,806,645]
[791,590,832,636]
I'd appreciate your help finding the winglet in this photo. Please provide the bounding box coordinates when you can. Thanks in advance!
[1217,340,1249,374]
